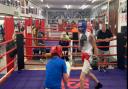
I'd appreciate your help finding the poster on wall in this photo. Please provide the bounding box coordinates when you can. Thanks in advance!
[27,26,32,34]
[119,0,127,26]
[119,0,127,13]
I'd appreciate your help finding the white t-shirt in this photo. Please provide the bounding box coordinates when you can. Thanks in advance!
[79,31,93,55]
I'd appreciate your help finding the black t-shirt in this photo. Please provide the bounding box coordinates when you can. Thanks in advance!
[97,30,113,51]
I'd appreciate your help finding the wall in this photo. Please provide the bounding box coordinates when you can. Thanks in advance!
[0,1,44,19]
[118,0,127,33]
[0,3,20,16]
[45,9,91,26]
[109,0,119,35]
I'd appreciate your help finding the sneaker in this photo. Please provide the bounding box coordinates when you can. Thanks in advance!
[40,59,44,63]
[98,67,103,72]
[95,83,103,89]
[103,67,107,72]
[108,65,114,69]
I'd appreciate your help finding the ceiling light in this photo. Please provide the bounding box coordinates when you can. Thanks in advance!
[0,15,5,18]
[46,4,50,8]
[16,0,20,2]
[41,0,44,2]
[31,6,34,8]
[101,5,107,10]
[64,5,72,9]
[92,0,98,3]
[80,5,90,9]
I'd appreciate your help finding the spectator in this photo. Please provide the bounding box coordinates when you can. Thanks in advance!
[59,32,70,61]
[96,23,113,72]
[44,45,69,89]
[71,27,79,53]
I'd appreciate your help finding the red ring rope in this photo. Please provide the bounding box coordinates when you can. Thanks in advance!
[25,45,117,49]
[0,47,17,59]
[0,57,16,72]
[0,67,16,84]
[0,39,14,46]
[24,54,117,58]
[98,62,117,65]
[24,37,116,42]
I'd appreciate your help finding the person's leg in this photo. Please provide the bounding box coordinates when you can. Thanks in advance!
[88,71,103,89]
[103,51,110,71]
[80,72,86,89]
[88,71,99,83]
[80,60,90,89]
[98,49,104,71]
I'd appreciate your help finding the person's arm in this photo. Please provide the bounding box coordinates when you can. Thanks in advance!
[62,61,69,84]
[89,34,98,56]
[96,38,106,42]
[96,31,106,42]
[104,32,114,42]
[104,37,113,42]
[63,73,69,84]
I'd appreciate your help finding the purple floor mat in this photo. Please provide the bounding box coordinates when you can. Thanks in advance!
[0,69,127,89]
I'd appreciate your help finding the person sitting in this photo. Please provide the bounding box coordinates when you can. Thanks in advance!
[59,32,70,61]
[44,45,69,89]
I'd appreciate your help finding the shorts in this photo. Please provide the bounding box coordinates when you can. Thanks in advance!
[65,61,71,76]
[82,60,92,74]
[98,49,110,62]
[81,52,90,63]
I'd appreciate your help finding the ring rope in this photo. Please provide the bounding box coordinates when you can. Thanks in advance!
[25,45,117,49]
[24,37,117,42]
[0,47,17,59]
[98,62,117,65]
[0,57,16,72]
[0,39,14,46]
[0,66,16,84]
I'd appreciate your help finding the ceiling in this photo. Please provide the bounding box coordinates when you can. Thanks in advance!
[29,0,107,9]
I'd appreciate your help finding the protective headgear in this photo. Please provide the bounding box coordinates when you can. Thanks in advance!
[78,20,87,34]
[50,45,62,57]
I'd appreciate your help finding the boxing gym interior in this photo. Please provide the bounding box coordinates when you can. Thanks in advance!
[0,0,127,89]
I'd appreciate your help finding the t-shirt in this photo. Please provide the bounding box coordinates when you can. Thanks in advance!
[97,30,113,51]
[45,56,67,89]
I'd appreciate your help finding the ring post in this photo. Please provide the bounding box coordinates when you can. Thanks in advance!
[16,33,25,71]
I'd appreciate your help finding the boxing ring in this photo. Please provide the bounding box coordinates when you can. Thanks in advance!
[0,32,127,89]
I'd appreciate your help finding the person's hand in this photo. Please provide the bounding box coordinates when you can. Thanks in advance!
[104,38,110,42]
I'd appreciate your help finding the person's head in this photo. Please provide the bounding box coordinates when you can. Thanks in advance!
[87,21,93,33]
[50,45,62,57]
[61,32,66,40]
[102,23,106,32]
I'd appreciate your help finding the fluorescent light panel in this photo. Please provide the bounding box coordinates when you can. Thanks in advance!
[101,5,107,10]
[64,5,72,9]
[92,0,98,3]
[80,5,90,9]
[41,0,44,2]
[46,4,50,8]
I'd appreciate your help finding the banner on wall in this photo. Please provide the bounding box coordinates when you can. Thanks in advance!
[118,0,127,33]
[119,13,127,26]
[27,26,32,34]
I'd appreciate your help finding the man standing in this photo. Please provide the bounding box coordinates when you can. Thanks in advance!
[96,23,113,72]
[44,45,69,89]
[80,22,103,89]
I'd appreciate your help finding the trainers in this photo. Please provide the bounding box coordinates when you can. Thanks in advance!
[95,83,103,89]
[40,59,44,63]
[103,67,107,72]
[98,67,103,72]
